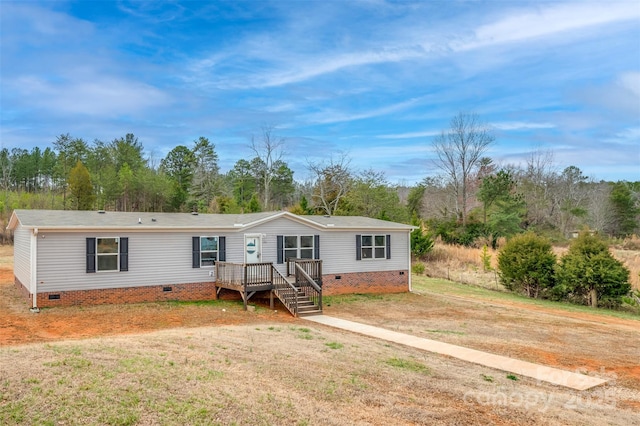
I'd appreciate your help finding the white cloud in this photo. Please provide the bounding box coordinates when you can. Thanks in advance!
[11,75,171,117]
[618,72,640,97]
[456,2,640,50]
[492,121,556,131]
[253,48,425,89]
[193,46,426,90]
[300,97,425,125]
[350,143,432,160]
[605,127,640,144]
[377,130,440,139]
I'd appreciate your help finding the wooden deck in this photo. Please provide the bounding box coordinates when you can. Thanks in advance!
[215,260,322,316]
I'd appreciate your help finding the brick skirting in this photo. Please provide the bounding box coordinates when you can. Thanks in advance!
[14,270,408,308]
[321,270,409,295]
[15,278,218,308]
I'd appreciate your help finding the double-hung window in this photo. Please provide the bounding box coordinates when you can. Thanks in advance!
[284,235,314,260]
[357,234,389,260]
[87,237,128,273]
[192,236,225,268]
[277,235,319,264]
[97,237,119,271]
[200,236,218,267]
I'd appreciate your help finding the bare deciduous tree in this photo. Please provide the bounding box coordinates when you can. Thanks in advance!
[307,153,352,216]
[587,182,615,233]
[519,148,558,228]
[251,126,286,210]
[432,112,495,225]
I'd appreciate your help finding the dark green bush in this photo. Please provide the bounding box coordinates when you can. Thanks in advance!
[556,232,631,308]
[497,233,556,298]
[411,217,434,257]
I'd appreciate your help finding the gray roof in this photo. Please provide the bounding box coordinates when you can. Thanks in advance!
[8,209,414,232]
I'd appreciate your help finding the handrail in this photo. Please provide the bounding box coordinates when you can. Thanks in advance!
[216,261,322,316]
[295,263,322,312]
[286,258,322,283]
[271,266,299,316]
[295,264,322,293]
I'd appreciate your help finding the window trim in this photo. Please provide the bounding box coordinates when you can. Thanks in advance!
[282,234,315,261]
[96,237,120,273]
[199,236,219,268]
[359,234,387,260]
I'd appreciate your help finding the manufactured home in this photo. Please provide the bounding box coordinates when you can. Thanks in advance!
[8,209,414,316]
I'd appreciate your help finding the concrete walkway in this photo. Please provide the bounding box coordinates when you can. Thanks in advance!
[304,315,606,391]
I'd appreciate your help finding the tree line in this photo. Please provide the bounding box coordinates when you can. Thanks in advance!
[409,113,639,244]
[0,127,407,226]
[1,115,638,245]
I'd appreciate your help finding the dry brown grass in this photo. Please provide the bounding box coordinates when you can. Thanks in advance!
[418,242,640,290]
[418,242,503,290]
[612,249,640,290]
[0,244,13,266]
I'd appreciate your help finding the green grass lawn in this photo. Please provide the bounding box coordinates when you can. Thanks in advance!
[412,275,640,321]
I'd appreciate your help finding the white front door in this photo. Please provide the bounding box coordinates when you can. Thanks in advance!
[244,234,262,263]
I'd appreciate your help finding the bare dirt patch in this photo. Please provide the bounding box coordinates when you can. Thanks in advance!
[1,246,639,425]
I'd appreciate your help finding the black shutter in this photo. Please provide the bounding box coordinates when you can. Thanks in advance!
[86,237,96,273]
[218,236,226,262]
[314,235,320,260]
[356,234,362,261]
[277,235,284,264]
[192,236,200,268]
[119,237,129,271]
[386,234,391,259]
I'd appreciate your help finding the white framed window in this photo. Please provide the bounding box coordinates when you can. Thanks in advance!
[361,235,386,260]
[283,235,314,261]
[200,236,218,267]
[97,237,119,272]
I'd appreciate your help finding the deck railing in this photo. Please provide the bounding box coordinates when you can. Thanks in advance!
[286,258,322,283]
[217,262,273,287]
[216,260,322,316]
[295,263,322,312]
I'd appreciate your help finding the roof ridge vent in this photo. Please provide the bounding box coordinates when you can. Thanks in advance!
[97,210,106,214]
[191,211,199,215]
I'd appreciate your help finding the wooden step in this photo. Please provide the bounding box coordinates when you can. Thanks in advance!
[297,309,323,317]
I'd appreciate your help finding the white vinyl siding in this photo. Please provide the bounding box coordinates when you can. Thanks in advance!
[13,226,32,292]
[36,232,227,293]
[242,217,409,276]
[320,230,408,274]
[31,216,410,293]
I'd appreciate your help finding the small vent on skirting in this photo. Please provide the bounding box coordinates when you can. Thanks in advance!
[399,271,405,275]
[335,275,341,280]
[163,286,172,292]
[48,294,61,300]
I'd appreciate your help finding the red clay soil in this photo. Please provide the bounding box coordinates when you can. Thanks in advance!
[0,266,295,346]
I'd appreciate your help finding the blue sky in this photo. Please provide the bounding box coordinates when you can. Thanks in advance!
[1,0,639,184]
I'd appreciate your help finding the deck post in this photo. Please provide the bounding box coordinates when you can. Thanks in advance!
[243,265,248,311]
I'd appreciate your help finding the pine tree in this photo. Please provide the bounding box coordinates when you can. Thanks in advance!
[68,160,95,210]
